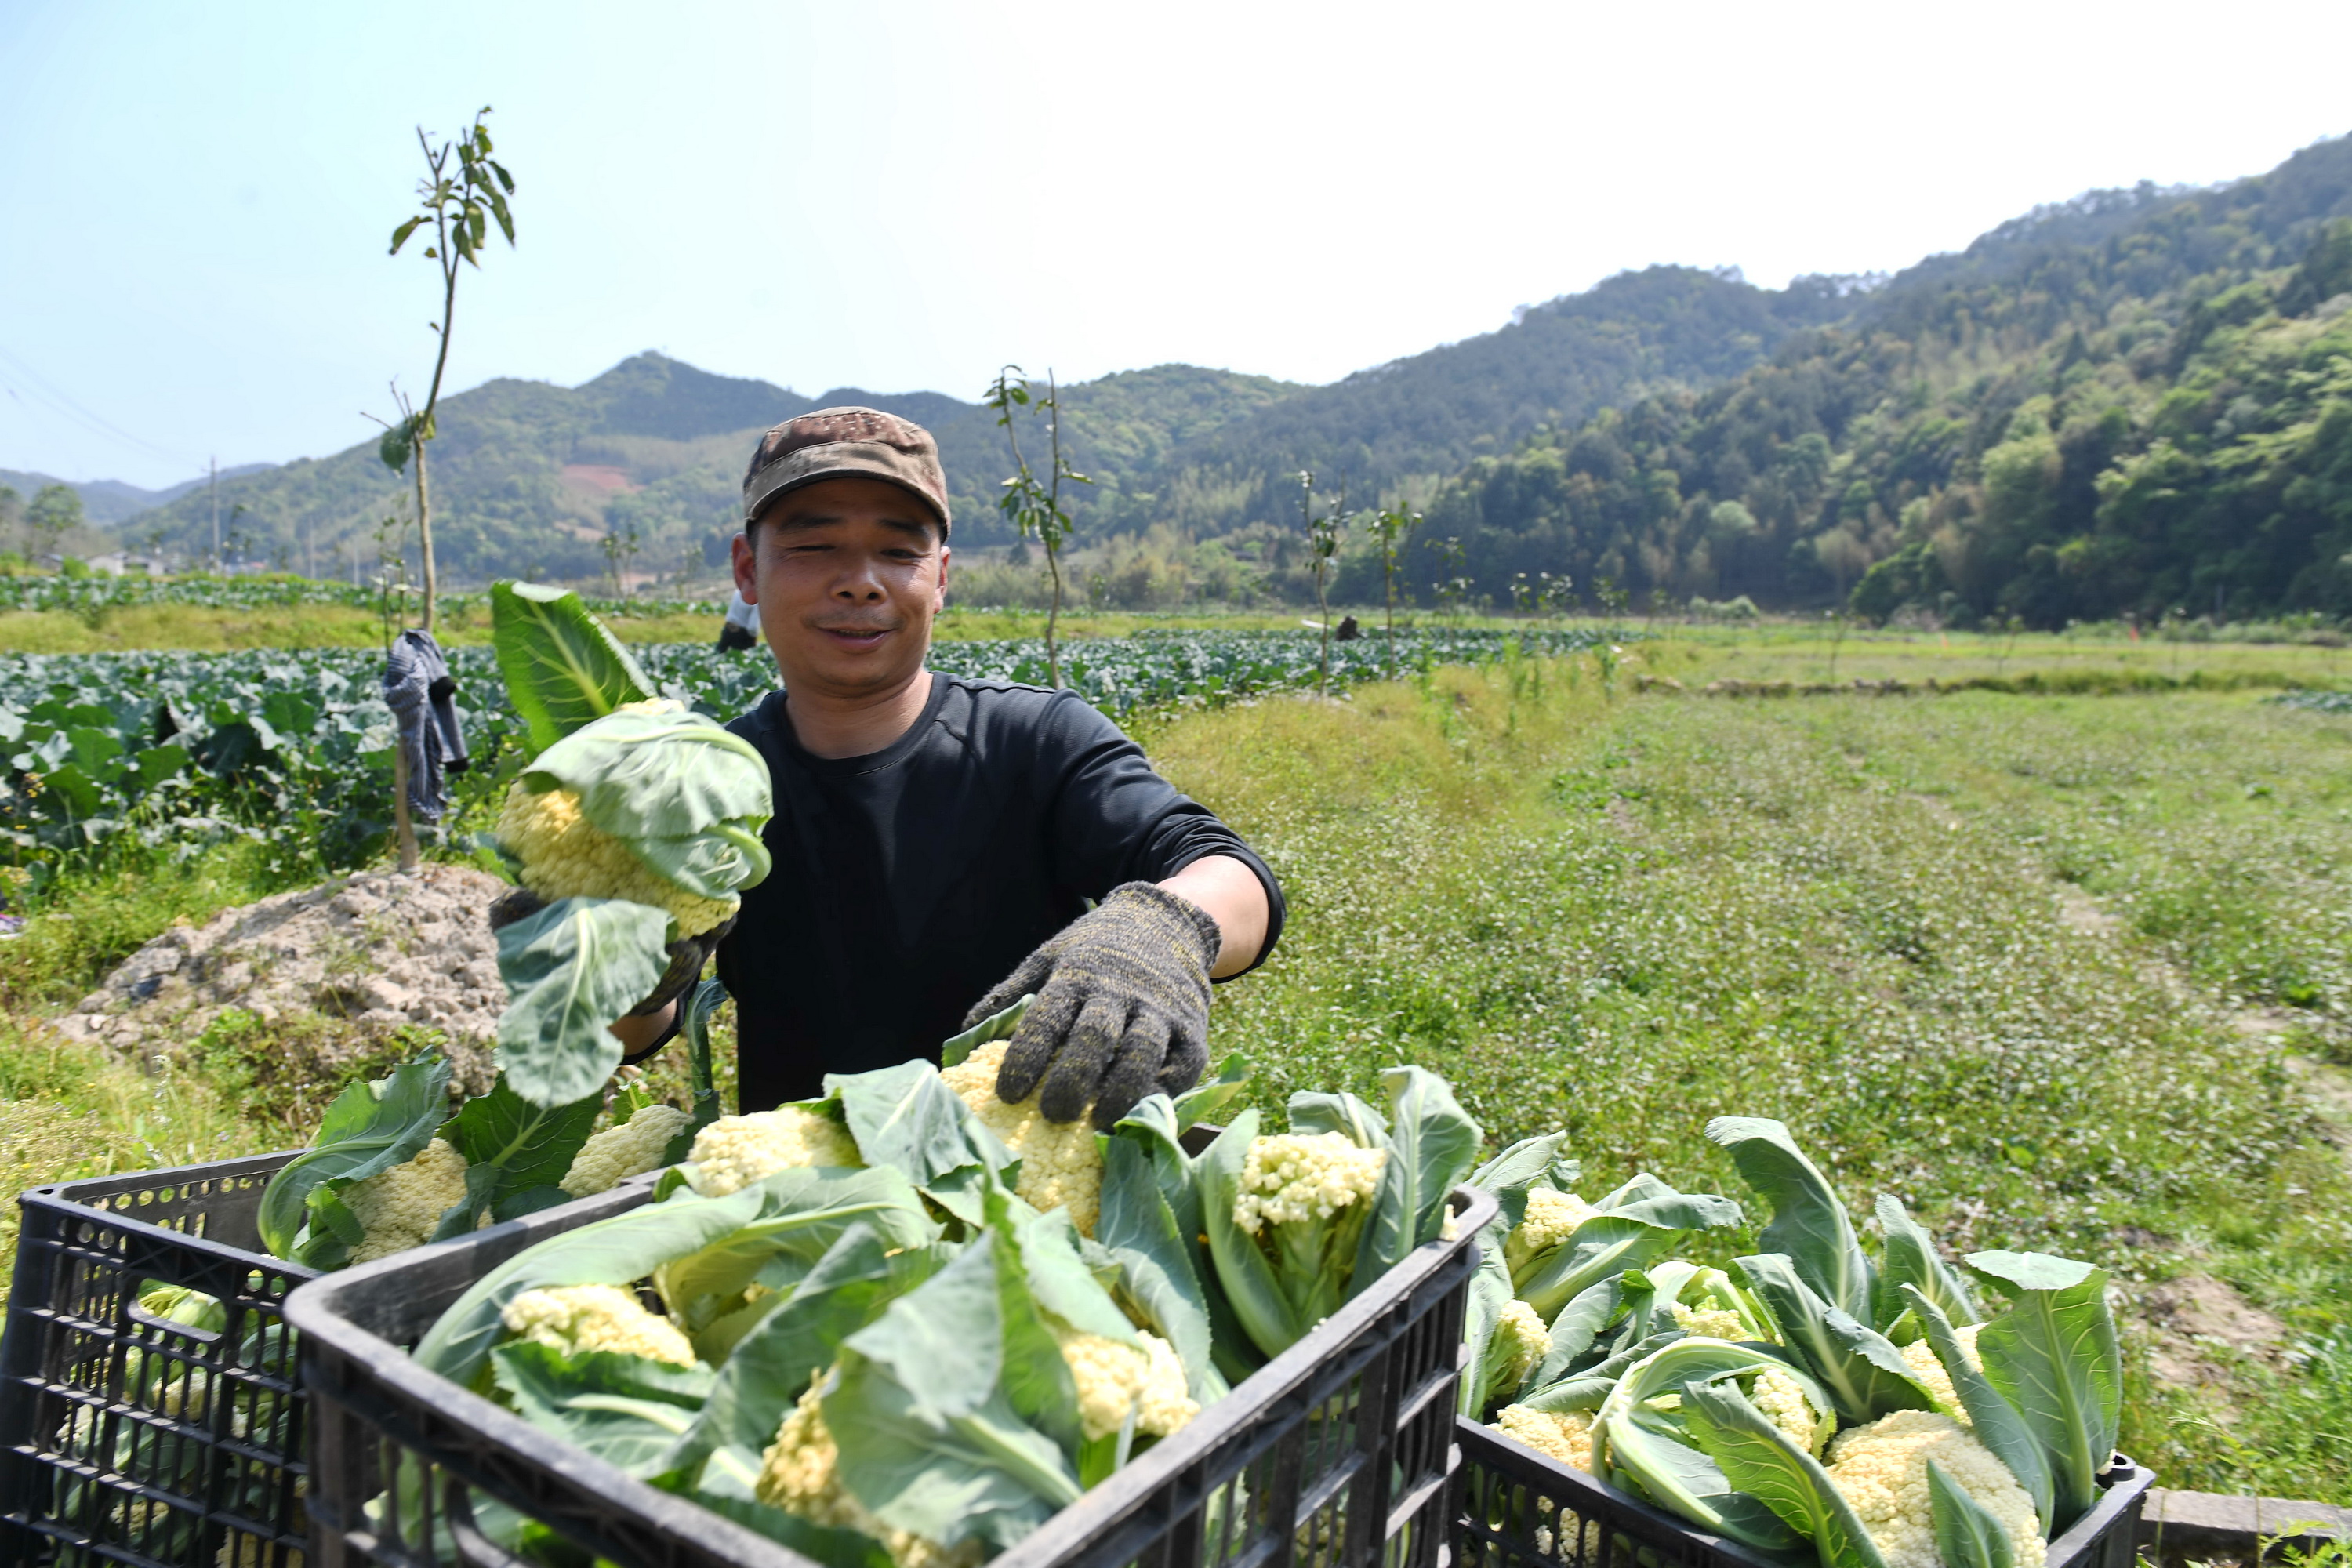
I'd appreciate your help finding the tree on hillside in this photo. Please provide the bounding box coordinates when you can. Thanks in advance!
[25,484,83,564]
[376,106,516,632]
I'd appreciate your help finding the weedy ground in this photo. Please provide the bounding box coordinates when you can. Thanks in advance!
[1147,638,2352,1504]
[0,631,2343,1502]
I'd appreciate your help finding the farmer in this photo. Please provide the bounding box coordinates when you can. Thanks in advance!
[613,408,1281,1129]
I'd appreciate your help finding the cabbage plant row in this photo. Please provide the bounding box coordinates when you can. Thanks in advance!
[0,573,725,617]
[0,627,1612,883]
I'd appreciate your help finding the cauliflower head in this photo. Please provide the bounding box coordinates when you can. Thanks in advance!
[1232,1131,1386,1233]
[688,1107,862,1196]
[1052,1323,1199,1441]
[1491,1405,1595,1472]
[498,780,739,938]
[940,1041,1103,1237]
[343,1138,470,1264]
[1825,1409,2047,1568]
[501,1284,697,1368]
[562,1104,693,1197]
[1899,1323,1984,1426]
[1748,1365,1835,1457]
[1671,1301,1751,1341]
[1503,1187,1600,1275]
[1492,1299,1552,1393]
[760,1376,987,1568]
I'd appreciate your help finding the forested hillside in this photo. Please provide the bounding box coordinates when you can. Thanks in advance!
[112,133,2352,618]
[1387,135,2352,625]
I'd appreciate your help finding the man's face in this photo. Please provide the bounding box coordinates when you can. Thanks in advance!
[731,477,949,701]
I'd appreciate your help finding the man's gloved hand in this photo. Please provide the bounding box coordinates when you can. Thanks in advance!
[964,881,1221,1130]
[488,887,735,1019]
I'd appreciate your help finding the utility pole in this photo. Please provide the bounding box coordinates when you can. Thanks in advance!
[209,457,220,569]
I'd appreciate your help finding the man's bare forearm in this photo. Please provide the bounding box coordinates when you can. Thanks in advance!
[1158,855,1270,978]
[609,1002,677,1055]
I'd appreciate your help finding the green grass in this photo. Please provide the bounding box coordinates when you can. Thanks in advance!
[0,633,2344,1502]
[1149,655,2352,1504]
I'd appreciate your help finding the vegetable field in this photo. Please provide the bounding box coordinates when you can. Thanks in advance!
[0,626,1612,883]
[0,631,2344,1509]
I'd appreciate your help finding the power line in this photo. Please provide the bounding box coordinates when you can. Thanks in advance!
[0,343,201,470]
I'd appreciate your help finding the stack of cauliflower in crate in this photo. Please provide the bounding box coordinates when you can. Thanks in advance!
[394,1030,1485,1568]
[1456,1116,2127,1568]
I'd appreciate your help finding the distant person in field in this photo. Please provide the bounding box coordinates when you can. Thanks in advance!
[716,589,760,652]
[611,408,1283,1128]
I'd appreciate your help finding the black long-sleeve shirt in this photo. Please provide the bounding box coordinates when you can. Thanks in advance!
[715,673,1284,1111]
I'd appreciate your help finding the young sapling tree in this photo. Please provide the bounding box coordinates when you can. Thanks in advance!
[985,366,1091,688]
[375,106,517,634]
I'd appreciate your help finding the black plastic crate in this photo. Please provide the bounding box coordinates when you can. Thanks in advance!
[291,1174,1500,1568]
[1454,1417,2155,1568]
[0,1151,316,1568]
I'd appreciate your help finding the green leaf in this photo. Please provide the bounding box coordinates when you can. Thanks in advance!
[1965,1250,2121,1531]
[491,1341,713,1476]
[521,706,773,899]
[940,993,1032,1068]
[1898,1284,2053,1528]
[257,1056,451,1258]
[1097,1135,1213,1397]
[1590,1339,1817,1555]
[1171,1051,1251,1130]
[416,1187,771,1385]
[490,580,655,754]
[1734,1253,1935,1425]
[1875,1195,1981,1328]
[653,1166,938,1337]
[1678,1380,1890,1568]
[1287,1089,1388,1145]
[671,1223,942,1477]
[494,895,671,1109]
[388,216,426,253]
[1522,1274,1630,1392]
[434,1076,601,1232]
[1514,1214,1680,1322]
[1708,1116,1875,1322]
[1349,1065,1479,1294]
[1196,1107,1305,1359]
[1928,1457,2016,1568]
[827,1061,1004,1189]
[829,1237,1083,1552]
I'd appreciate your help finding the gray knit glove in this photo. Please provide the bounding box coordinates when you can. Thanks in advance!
[965,882,1221,1129]
[488,887,734,1018]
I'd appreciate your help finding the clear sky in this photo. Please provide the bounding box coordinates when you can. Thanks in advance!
[4,0,2348,491]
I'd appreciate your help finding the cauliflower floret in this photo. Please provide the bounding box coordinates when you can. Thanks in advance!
[501,1284,697,1367]
[1503,1187,1600,1275]
[940,1041,1103,1237]
[1825,1409,2047,1568]
[1051,1323,1199,1441]
[498,781,738,938]
[760,1377,987,1568]
[1899,1323,1984,1426]
[343,1138,470,1264]
[1671,1301,1751,1341]
[1748,1365,1833,1456]
[1491,1404,1594,1472]
[1491,1299,1552,1392]
[688,1107,862,1195]
[1232,1132,1386,1232]
[562,1104,693,1196]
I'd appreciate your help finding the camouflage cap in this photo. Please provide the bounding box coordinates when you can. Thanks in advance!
[741,407,952,536]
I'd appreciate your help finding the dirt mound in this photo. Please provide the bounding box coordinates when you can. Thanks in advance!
[50,864,510,1092]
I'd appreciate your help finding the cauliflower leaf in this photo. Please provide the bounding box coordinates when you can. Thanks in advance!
[258,1054,452,1262]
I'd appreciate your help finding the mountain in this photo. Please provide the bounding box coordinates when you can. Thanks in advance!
[1378,133,2352,626]
[0,466,269,527]
[109,131,2352,616]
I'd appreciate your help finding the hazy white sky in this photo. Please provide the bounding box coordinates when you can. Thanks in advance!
[5,0,2348,489]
